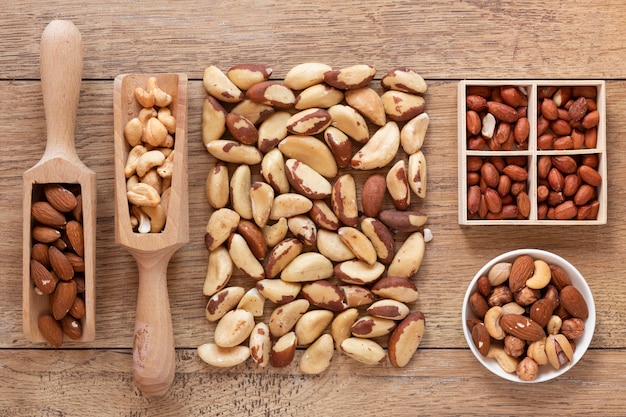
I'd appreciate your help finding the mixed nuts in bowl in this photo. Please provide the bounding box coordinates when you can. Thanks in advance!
[462,249,595,382]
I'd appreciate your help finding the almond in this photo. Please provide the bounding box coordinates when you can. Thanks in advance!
[31,243,50,267]
[51,280,77,321]
[32,201,67,229]
[30,259,58,294]
[64,220,84,257]
[48,246,74,281]
[509,255,534,292]
[471,322,491,356]
[60,315,82,340]
[38,314,63,347]
[529,298,556,328]
[499,314,546,342]
[44,184,78,212]
[560,285,589,319]
[69,296,86,319]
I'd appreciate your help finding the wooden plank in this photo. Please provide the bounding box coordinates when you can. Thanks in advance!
[1,1,626,80]
[0,348,624,416]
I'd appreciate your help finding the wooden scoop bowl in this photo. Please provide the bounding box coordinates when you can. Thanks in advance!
[22,20,96,343]
[113,73,188,398]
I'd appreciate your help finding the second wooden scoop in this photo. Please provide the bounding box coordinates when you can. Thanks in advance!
[113,73,188,398]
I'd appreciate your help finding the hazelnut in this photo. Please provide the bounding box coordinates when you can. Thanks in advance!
[488,285,513,307]
[504,335,526,358]
[516,357,539,381]
[514,286,541,306]
[561,318,585,339]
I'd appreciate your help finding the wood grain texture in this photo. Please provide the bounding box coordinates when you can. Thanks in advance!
[2,1,626,414]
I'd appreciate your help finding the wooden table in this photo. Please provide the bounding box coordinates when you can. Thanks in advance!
[2,1,625,415]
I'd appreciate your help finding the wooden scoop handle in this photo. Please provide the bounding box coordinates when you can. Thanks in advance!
[132,251,176,399]
[40,20,83,161]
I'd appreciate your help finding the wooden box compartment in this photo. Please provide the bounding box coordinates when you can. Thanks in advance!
[458,80,606,225]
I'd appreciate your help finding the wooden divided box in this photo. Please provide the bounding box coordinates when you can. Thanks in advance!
[458,80,606,225]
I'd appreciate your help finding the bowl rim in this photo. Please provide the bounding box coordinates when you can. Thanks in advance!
[462,248,596,383]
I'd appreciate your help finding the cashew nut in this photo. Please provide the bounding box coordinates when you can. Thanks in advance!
[136,149,166,178]
[124,144,147,178]
[526,259,551,289]
[142,117,169,147]
[158,107,176,134]
[147,76,172,107]
[484,306,505,340]
[131,205,151,234]
[142,203,166,233]
[487,345,519,374]
[157,150,175,179]
[138,107,157,124]
[124,117,144,147]
[134,87,155,108]
[140,168,163,194]
[126,174,140,192]
[127,183,160,207]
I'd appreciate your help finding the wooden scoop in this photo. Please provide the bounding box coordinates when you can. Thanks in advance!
[22,20,96,343]
[113,73,188,398]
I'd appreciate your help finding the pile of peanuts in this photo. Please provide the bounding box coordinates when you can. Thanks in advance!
[464,84,602,221]
[198,63,430,372]
[30,184,87,346]
[123,77,177,233]
[466,253,589,381]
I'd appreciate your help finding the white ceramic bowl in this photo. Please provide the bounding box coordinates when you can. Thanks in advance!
[462,249,595,383]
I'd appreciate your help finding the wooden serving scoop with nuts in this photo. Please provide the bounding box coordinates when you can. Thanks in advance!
[23,20,96,344]
[113,73,188,398]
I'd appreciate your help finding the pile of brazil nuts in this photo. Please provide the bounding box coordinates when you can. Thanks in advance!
[123,77,177,233]
[30,184,87,346]
[466,254,589,381]
[198,63,431,373]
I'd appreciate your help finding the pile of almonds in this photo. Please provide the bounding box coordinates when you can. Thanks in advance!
[466,254,589,381]
[123,77,177,233]
[198,63,430,372]
[30,184,87,346]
